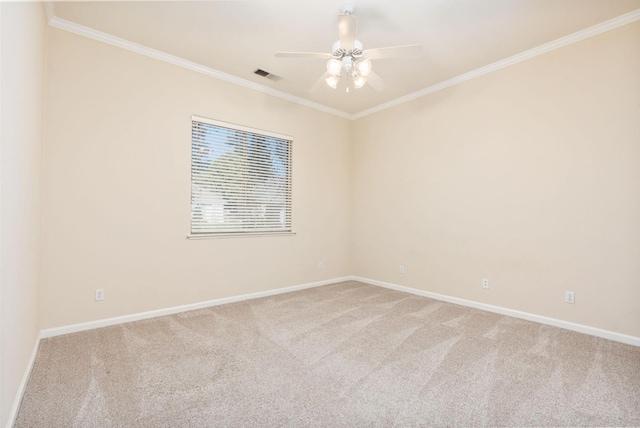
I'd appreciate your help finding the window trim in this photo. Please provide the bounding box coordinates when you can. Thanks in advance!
[187,115,295,240]
[186,231,296,240]
[192,115,292,143]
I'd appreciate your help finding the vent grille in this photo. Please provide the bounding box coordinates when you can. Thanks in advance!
[254,69,282,81]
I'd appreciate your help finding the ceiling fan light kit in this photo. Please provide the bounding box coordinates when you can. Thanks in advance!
[353,74,366,89]
[327,58,342,76]
[275,5,422,93]
[325,39,373,90]
[356,58,372,76]
[325,75,340,89]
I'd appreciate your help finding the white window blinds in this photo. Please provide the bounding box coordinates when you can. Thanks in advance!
[190,116,292,236]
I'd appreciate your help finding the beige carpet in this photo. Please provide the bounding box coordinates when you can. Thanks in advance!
[16,281,640,427]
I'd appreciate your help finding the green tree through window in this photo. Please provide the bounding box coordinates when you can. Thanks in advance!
[190,117,292,236]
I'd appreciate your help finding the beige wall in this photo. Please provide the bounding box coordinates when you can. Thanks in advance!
[40,28,352,329]
[352,22,640,337]
[39,18,640,337]
[0,3,46,426]
[2,8,637,425]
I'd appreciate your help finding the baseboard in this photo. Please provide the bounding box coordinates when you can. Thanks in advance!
[6,336,40,428]
[40,275,640,346]
[352,276,640,347]
[10,274,637,426]
[40,276,352,338]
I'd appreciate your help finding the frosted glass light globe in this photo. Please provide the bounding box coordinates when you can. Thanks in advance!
[325,75,340,89]
[353,74,366,89]
[356,59,372,76]
[326,59,342,76]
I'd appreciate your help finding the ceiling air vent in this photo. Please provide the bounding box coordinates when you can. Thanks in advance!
[254,69,282,81]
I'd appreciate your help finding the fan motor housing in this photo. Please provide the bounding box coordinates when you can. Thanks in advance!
[331,39,364,58]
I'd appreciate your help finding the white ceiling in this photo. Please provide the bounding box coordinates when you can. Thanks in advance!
[51,0,640,116]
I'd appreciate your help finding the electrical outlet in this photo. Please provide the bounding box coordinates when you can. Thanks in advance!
[482,279,489,289]
[399,265,405,274]
[318,261,324,270]
[95,288,104,301]
[565,291,575,304]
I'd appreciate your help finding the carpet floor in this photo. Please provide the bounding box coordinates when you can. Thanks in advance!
[16,281,640,427]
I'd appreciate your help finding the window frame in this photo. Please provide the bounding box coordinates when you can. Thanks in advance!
[187,115,294,239]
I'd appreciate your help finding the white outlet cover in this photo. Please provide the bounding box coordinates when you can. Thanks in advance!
[399,265,405,274]
[565,291,575,304]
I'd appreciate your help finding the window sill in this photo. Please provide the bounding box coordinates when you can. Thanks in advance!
[186,231,296,240]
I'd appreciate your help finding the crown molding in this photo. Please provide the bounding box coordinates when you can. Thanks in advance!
[47,16,354,120]
[353,8,640,119]
[48,8,639,121]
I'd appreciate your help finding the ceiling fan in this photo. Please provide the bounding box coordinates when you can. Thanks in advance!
[275,4,423,92]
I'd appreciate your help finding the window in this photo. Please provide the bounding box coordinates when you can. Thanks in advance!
[190,116,293,237]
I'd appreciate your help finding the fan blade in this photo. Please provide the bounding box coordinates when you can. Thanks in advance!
[310,72,331,93]
[338,15,357,50]
[364,44,423,60]
[275,52,332,59]
[366,71,388,91]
